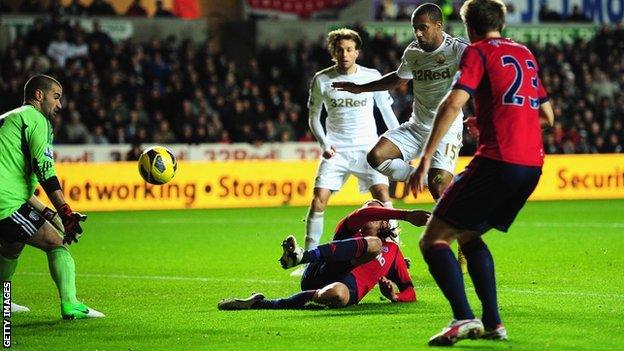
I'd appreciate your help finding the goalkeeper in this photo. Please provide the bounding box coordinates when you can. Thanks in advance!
[0,74,104,319]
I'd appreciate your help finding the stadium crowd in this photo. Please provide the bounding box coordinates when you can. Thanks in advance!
[0,0,185,18]
[0,16,622,154]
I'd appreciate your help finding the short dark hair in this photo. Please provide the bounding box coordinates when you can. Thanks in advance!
[413,3,443,23]
[23,74,61,101]
[460,0,507,36]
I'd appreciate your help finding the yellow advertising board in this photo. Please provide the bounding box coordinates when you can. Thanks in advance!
[42,154,624,211]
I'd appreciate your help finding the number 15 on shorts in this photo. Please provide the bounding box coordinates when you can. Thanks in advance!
[444,143,459,160]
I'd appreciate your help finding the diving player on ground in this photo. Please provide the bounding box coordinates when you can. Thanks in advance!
[218,201,430,309]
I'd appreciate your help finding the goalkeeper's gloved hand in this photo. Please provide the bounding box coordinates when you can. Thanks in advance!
[58,203,87,245]
[41,206,65,233]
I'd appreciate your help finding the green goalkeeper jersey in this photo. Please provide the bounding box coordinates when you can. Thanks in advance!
[0,105,56,220]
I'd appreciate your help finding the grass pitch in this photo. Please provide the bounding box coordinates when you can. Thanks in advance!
[10,199,624,350]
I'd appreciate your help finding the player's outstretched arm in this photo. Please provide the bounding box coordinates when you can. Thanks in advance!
[404,210,431,226]
[344,207,430,231]
[332,72,408,94]
[539,101,555,129]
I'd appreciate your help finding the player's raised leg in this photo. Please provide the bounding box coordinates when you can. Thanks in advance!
[280,235,381,269]
[367,137,414,182]
[26,221,104,320]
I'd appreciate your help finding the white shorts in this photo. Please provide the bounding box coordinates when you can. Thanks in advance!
[382,120,463,174]
[314,150,389,193]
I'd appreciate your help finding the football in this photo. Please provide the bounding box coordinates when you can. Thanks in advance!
[138,146,177,185]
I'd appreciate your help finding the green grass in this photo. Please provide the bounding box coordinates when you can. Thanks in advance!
[9,200,624,350]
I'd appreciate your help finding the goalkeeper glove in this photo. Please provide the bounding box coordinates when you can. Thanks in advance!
[58,203,87,245]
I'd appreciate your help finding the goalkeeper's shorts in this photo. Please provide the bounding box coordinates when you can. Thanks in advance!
[0,203,46,242]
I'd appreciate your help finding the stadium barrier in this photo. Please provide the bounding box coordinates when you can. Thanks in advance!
[36,154,624,211]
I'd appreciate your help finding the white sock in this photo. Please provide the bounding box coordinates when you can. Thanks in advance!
[375,159,414,182]
[305,211,324,250]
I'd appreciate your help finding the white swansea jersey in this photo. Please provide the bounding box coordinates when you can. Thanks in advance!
[396,32,468,126]
[308,65,394,152]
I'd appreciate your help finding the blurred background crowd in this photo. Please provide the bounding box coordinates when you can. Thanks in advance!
[0,1,622,155]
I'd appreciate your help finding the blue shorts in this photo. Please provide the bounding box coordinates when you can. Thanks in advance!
[300,261,359,306]
[434,156,542,233]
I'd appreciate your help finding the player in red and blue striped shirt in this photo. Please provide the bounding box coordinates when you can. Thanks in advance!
[407,0,555,346]
[218,201,430,310]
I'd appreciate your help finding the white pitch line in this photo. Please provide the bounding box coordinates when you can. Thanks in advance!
[20,272,624,299]
[514,222,624,229]
[92,218,302,225]
[497,287,624,300]
[91,218,624,228]
[20,272,283,285]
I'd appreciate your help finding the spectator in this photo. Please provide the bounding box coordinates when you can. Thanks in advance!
[19,0,44,13]
[505,3,521,24]
[153,120,176,143]
[88,20,113,50]
[65,111,92,144]
[65,0,88,16]
[88,0,116,16]
[0,16,621,154]
[125,0,147,17]
[567,5,591,22]
[375,0,397,20]
[47,30,71,68]
[154,0,173,17]
[25,18,49,52]
[68,33,89,62]
[48,0,67,16]
[539,4,563,22]
[126,143,143,160]
[91,125,110,144]
[590,70,619,102]
[24,46,51,72]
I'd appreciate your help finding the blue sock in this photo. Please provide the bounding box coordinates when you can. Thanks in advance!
[301,238,368,264]
[461,238,501,329]
[423,243,475,320]
[252,290,316,309]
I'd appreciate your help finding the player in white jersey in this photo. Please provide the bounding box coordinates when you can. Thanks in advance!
[332,3,468,200]
[291,28,400,277]
[333,4,470,272]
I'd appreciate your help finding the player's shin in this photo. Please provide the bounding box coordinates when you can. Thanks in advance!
[0,254,18,281]
[305,211,324,249]
[47,247,80,305]
[375,159,414,182]
[253,290,317,309]
[460,238,501,329]
[423,243,475,320]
